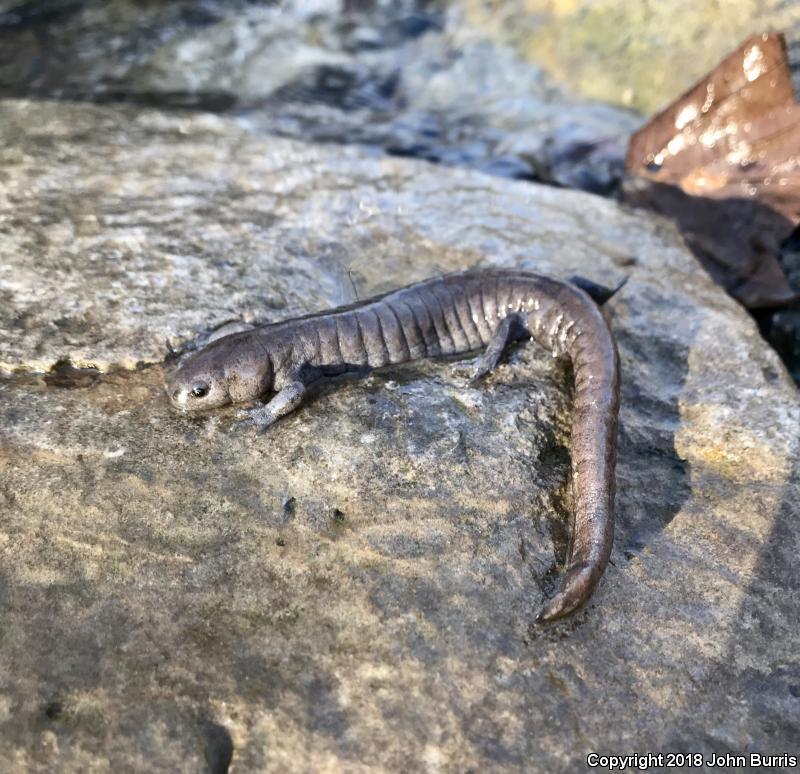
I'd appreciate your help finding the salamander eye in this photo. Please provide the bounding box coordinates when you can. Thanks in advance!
[191,382,210,398]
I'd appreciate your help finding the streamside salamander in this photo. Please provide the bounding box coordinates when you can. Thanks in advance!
[166,269,621,622]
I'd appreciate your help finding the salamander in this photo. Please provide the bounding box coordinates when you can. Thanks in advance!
[166,269,621,623]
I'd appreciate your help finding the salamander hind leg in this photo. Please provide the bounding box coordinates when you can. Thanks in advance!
[466,312,529,384]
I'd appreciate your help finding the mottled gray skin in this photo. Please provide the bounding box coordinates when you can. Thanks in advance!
[166,269,620,622]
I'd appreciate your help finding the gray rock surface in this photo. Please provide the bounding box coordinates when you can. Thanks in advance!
[0,97,630,373]
[1,100,799,771]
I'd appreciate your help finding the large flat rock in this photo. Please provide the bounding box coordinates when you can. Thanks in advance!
[1,100,799,771]
[0,97,632,374]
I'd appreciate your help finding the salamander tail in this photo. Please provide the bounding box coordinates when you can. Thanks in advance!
[534,561,603,624]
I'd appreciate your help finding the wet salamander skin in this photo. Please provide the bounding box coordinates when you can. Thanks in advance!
[166,269,620,622]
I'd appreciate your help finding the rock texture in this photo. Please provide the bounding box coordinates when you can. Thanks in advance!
[0,97,630,373]
[1,100,799,771]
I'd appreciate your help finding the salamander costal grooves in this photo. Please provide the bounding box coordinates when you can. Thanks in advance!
[166,269,621,623]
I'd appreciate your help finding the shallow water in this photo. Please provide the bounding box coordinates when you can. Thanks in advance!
[0,0,639,192]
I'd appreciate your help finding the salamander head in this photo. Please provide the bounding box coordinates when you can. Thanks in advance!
[165,332,274,412]
[166,347,231,411]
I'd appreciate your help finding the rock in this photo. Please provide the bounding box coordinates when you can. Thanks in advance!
[0,96,630,373]
[459,0,800,114]
[0,100,361,372]
[2,100,799,770]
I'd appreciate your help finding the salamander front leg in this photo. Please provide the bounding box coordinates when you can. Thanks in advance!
[243,381,307,431]
[467,312,529,384]
[236,364,319,432]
